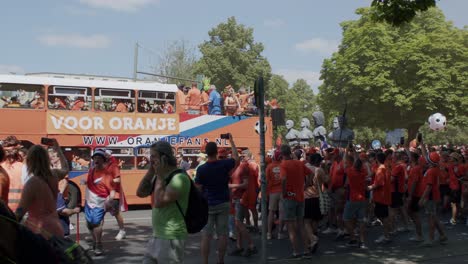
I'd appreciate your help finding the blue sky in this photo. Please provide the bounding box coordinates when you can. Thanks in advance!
[1,0,466,93]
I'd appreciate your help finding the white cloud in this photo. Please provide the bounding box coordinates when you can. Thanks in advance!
[275,69,322,94]
[263,18,285,28]
[78,0,158,12]
[294,38,339,55]
[0,65,25,74]
[38,34,111,49]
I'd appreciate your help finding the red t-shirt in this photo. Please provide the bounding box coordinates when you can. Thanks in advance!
[373,165,391,205]
[266,161,282,194]
[422,167,441,201]
[391,163,406,193]
[408,165,424,198]
[230,161,249,199]
[346,167,367,202]
[449,164,466,191]
[241,161,259,208]
[329,160,345,190]
[280,159,312,202]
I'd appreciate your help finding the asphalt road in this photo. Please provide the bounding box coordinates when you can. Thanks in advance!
[70,209,468,264]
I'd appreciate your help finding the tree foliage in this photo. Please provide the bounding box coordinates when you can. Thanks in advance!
[318,7,468,141]
[195,17,272,90]
[353,127,387,148]
[371,0,437,25]
[155,40,197,84]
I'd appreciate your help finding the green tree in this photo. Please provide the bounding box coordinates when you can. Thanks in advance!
[195,17,272,91]
[267,74,290,138]
[318,7,468,142]
[419,124,468,146]
[371,0,437,25]
[353,127,387,148]
[284,79,316,128]
[155,40,197,84]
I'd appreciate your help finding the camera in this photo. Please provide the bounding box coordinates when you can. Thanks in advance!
[220,133,230,139]
[41,137,54,146]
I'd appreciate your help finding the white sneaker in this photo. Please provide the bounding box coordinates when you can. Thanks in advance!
[69,223,75,230]
[322,227,337,235]
[115,230,126,241]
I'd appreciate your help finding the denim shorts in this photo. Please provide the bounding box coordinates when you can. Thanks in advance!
[203,202,230,236]
[343,201,367,222]
[282,199,305,221]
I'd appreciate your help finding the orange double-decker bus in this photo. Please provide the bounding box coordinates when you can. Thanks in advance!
[0,74,272,205]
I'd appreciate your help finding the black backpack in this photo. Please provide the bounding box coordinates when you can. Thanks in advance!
[165,169,208,234]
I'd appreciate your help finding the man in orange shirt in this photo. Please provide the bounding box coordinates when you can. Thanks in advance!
[280,144,313,259]
[368,152,392,244]
[176,84,187,111]
[266,150,283,240]
[240,150,259,232]
[327,148,347,238]
[389,152,410,233]
[419,139,448,246]
[185,83,201,112]
[407,152,424,242]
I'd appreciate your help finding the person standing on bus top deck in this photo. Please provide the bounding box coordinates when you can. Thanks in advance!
[84,150,117,256]
[102,149,127,241]
[177,84,187,111]
[200,85,222,115]
[1,136,24,212]
[163,100,174,114]
[186,82,201,112]
[136,141,191,264]
[200,87,209,115]
[195,135,241,264]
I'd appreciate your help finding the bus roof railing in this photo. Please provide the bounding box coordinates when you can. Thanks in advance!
[0,74,178,93]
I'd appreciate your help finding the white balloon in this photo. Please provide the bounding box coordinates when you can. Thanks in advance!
[428,113,447,131]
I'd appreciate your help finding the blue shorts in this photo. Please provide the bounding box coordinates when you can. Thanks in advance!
[84,203,105,228]
[343,201,367,222]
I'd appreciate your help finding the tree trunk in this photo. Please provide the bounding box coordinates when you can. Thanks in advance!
[407,123,422,143]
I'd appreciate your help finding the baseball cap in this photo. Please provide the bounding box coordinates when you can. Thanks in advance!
[92,150,107,160]
[428,152,441,165]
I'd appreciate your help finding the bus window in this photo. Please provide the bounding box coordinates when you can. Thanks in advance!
[0,83,45,109]
[62,147,91,171]
[47,86,91,111]
[95,88,135,113]
[136,147,150,170]
[179,148,201,169]
[137,90,175,113]
[105,147,135,170]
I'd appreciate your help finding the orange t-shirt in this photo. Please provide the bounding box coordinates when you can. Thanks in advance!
[408,165,424,198]
[280,159,312,202]
[0,166,9,204]
[186,88,201,110]
[329,160,345,190]
[177,90,187,110]
[266,161,282,194]
[200,91,209,114]
[373,165,391,205]
[241,161,259,209]
[230,162,249,199]
[346,167,367,202]
[391,163,406,193]
[422,167,441,201]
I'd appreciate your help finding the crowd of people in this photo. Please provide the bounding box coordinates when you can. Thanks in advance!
[177,82,270,116]
[0,136,127,262]
[1,132,467,263]
[137,133,468,263]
